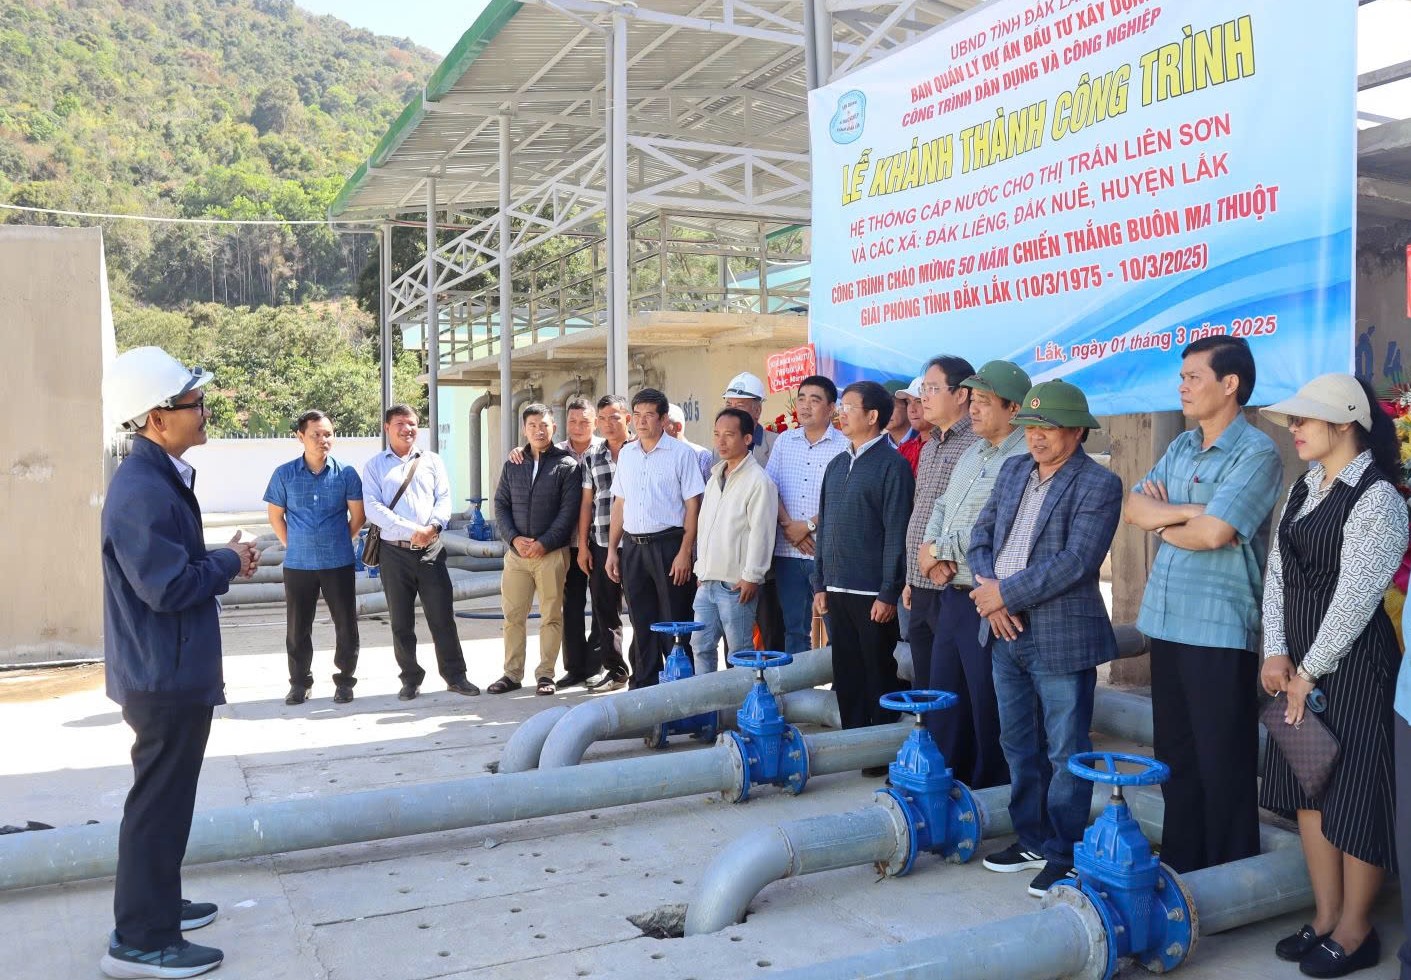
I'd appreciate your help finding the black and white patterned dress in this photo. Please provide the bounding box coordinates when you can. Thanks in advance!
[1259,452,1407,869]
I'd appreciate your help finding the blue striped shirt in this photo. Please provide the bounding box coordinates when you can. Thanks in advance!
[1135,415,1282,651]
[765,425,850,559]
[263,456,363,570]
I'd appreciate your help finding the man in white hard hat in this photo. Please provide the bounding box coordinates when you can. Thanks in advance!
[721,371,778,468]
[99,347,258,979]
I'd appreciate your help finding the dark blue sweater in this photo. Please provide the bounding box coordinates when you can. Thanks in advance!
[810,438,915,604]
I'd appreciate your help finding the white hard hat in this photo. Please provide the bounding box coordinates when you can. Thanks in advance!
[722,372,766,400]
[105,346,213,431]
[667,403,686,425]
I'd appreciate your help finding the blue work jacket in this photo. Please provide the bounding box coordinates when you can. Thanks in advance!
[102,435,240,706]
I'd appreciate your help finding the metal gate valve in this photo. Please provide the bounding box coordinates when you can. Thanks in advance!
[873,690,982,875]
[722,651,809,802]
[465,497,495,541]
[1053,752,1196,978]
[644,622,718,748]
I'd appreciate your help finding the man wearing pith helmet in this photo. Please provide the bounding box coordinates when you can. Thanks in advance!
[968,379,1123,900]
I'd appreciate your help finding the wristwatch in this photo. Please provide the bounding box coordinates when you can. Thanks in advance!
[1153,526,1167,540]
[805,518,817,533]
[1296,665,1317,684]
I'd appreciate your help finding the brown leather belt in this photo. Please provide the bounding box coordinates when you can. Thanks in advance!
[385,539,423,550]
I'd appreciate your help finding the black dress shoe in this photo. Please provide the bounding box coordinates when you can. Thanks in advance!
[398,683,421,701]
[1276,924,1328,962]
[447,679,481,696]
[332,685,354,704]
[284,685,309,706]
[555,673,587,689]
[1300,930,1380,978]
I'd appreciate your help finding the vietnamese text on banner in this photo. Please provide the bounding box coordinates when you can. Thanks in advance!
[807,0,1355,415]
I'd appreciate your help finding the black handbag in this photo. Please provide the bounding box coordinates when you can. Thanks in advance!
[1261,694,1340,799]
[361,456,420,568]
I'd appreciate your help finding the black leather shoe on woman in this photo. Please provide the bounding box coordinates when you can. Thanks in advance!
[1276,924,1328,962]
[1299,929,1381,978]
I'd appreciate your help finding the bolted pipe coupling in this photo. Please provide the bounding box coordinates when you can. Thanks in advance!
[721,652,809,802]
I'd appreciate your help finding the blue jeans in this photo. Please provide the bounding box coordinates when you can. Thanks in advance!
[692,580,759,674]
[992,634,1096,864]
[773,557,818,655]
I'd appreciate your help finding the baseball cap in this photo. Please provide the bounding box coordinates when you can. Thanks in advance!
[722,372,766,400]
[1012,379,1101,430]
[961,361,1032,406]
[1260,373,1372,430]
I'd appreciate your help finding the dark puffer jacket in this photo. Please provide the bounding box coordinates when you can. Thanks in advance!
[493,444,583,552]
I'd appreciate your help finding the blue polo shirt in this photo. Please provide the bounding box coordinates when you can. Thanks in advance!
[1135,414,1282,651]
[263,455,363,570]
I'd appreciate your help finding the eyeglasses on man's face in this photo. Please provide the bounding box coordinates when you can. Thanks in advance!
[919,383,958,396]
[161,396,206,413]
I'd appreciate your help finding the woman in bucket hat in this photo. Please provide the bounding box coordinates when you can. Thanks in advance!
[1258,373,1407,978]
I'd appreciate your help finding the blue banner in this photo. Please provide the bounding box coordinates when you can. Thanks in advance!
[807,0,1355,414]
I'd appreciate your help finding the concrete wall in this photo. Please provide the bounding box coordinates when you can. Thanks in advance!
[0,227,112,664]
[1354,250,1411,392]
[183,432,429,514]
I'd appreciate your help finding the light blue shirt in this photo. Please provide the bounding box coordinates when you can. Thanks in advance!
[263,456,363,570]
[362,449,453,542]
[1399,601,1411,723]
[1135,415,1282,651]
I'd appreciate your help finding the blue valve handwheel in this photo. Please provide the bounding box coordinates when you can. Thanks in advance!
[1067,751,1169,786]
[879,689,958,714]
[651,621,708,635]
[727,650,792,670]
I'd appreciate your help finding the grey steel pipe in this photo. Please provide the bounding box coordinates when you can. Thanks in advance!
[438,532,507,558]
[534,649,834,770]
[766,824,1311,979]
[548,376,594,433]
[467,390,497,500]
[0,721,907,892]
[499,683,841,774]
[353,570,501,617]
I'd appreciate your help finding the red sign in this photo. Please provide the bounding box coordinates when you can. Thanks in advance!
[766,344,817,394]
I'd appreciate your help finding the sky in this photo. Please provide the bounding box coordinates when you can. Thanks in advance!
[294,0,491,55]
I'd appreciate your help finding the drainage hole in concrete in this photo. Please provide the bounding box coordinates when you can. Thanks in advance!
[756,961,772,969]
[534,933,546,940]
[511,907,522,913]
[457,861,469,867]
[598,893,608,898]
[729,936,743,943]
[388,871,398,876]
[532,852,542,857]
[484,761,500,773]
[398,887,412,894]
[576,971,591,977]
[477,876,490,882]
[589,813,599,820]
[600,840,612,846]
[327,778,338,784]
[417,924,430,930]
[438,951,450,958]
[545,867,557,874]
[650,953,664,960]
[672,879,683,885]
[393,772,403,777]
[627,904,686,940]
[619,856,630,862]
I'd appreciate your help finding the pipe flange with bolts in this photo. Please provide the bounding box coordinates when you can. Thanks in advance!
[722,651,809,803]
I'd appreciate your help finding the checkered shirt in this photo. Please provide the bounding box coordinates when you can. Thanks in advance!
[904,416,978,588]
[581,439,627,548]
[994,468,1055,579]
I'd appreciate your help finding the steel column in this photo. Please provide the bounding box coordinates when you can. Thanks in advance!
[605,12,630,395]
[379,222,393,449]
[498,115,515,459]
[425,176,440,452]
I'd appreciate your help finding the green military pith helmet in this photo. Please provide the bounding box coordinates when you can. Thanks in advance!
[960,360,1032,406]
[1011,379,1101,429]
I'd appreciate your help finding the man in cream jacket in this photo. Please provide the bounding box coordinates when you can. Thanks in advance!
[692,407,779,672]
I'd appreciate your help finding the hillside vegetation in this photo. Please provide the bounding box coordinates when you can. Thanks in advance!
[1,0,439,430]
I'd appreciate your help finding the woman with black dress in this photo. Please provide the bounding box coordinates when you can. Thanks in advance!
[1258,373,1407,979]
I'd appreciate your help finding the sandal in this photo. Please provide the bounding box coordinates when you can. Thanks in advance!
[487,676,522,695]
[535,677,556,696]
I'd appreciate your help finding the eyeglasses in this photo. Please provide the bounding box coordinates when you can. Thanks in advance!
[918,383,958,396]
[161,396,206,413]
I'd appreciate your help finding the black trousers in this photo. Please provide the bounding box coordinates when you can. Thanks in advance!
[828,591,903,729]
[588,542,630,681]
[561,548,601,678]
[755,575,785,652]
[378,544,468,685]
[114,703,213,951]
[620,530,696,689]
[1150,638,1261,872]
[1395,712,1411,980]
[283,564,359,688]
[911,586,1008,789]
